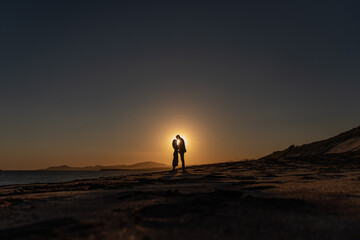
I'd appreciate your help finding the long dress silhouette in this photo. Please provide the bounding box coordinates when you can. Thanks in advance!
[172,139,179,171]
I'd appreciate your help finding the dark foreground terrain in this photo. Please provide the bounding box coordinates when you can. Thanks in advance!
[1,155,360,240]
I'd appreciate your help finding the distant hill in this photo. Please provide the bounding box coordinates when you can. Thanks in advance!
[42,161,170,171]
[262,125,360,159]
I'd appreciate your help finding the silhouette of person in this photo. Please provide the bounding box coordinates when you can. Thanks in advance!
[176,135,186,170]
[172,139,179,171]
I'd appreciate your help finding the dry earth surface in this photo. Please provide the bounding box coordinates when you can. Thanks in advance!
[1,156,360,240]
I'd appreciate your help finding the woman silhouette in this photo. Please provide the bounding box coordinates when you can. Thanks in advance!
[172,139,179,171]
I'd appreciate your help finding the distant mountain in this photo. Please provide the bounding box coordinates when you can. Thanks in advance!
[262,125,360,159]
[42,161,170,171]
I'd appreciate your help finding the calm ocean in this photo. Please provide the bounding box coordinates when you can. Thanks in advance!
[0,170,144,186]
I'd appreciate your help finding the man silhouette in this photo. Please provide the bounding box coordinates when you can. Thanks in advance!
[176,135,186,170]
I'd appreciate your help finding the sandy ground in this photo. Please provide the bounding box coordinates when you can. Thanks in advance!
[1,157,360,240]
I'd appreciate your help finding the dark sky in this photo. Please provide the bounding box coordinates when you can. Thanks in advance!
[1,1,360,169]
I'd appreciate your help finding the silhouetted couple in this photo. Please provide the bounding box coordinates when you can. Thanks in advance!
[172,135,186,171]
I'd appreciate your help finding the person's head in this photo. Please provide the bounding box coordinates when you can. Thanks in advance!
[176,135,180,140]
[172,139,178,148]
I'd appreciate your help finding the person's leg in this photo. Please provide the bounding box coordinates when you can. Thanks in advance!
[173,152,178,171]
[180,152,185,170]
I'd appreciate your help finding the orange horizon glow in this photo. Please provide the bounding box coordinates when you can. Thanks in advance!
[0,119,267,170]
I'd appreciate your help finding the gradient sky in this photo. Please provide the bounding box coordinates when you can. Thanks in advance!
[1,1,360,170]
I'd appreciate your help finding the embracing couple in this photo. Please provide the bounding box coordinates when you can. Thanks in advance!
[172,135,186,171]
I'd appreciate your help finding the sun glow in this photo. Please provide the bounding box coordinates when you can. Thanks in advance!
[174,135,187,146]
[168,133,189,150]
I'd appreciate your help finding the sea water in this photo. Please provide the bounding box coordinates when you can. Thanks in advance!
[0,170,144,186]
